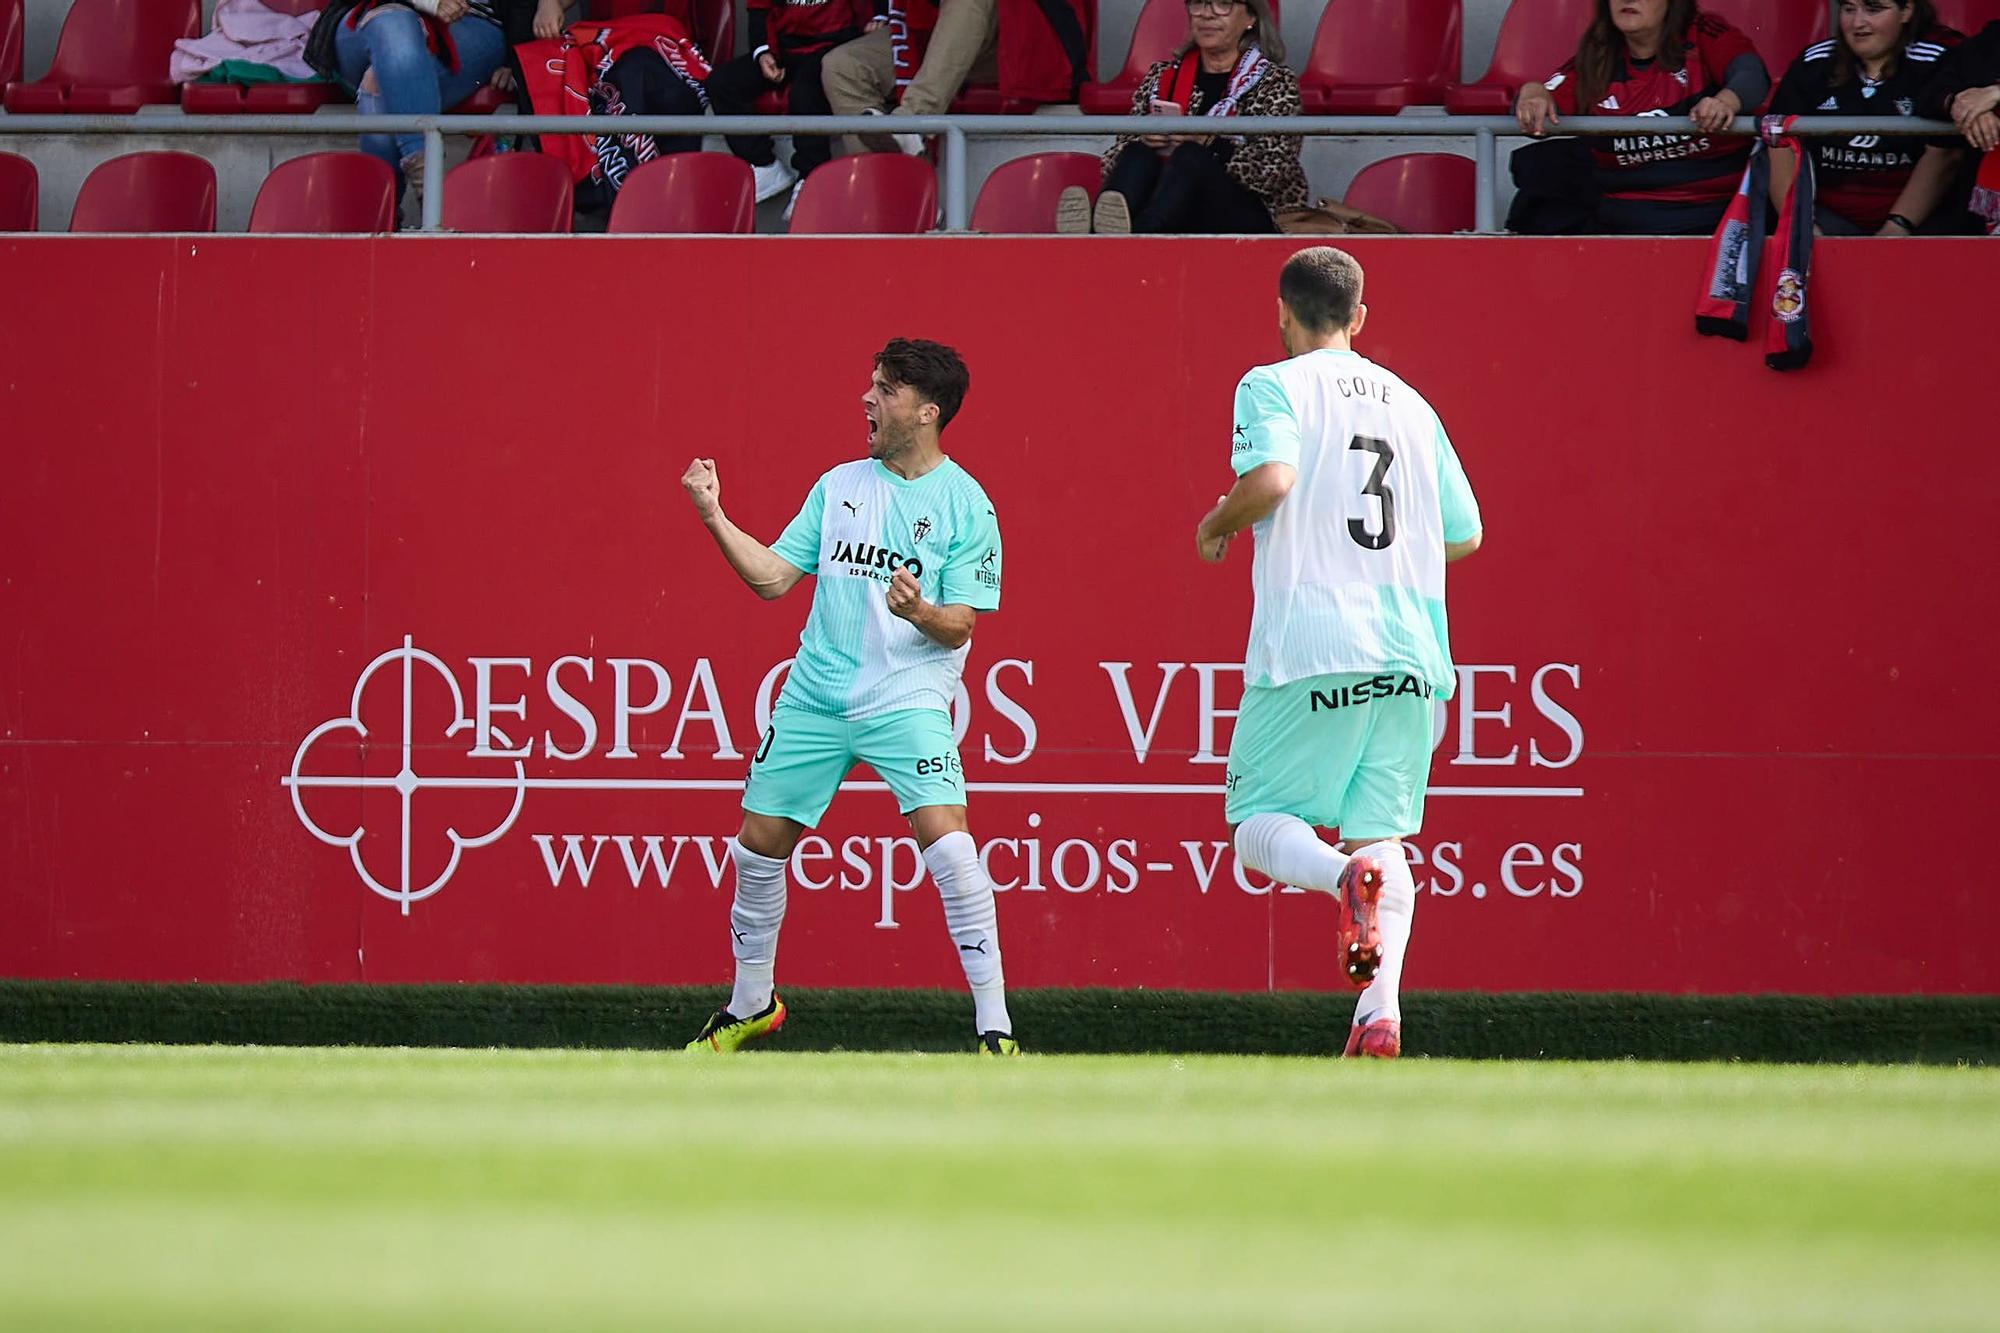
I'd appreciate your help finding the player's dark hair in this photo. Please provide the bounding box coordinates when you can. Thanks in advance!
[1574,0,1697,112]
[1278,247,1364,333]
[1830,0,1934,88]
[875,338,971,432]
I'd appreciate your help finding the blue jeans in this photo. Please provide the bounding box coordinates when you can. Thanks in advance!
[333,7,507,182]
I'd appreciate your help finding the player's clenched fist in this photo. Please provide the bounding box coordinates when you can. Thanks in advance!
[682,457,721,521]
[886,566,923,620]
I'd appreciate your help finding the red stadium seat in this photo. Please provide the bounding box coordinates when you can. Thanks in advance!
[1081,0,1281,113]
[1341,152,1475,233]
[969,151,1102,232]
[450,85,511,114]
[1,0,22,88]
[4,0,199,114]
[0,151,37,231]
[787,154,936,233]
[953,0,1095,111]
[1701,0,1828,78]
[180,0,346,113]
[607,152,756,232]
[68,151,216,232]
[1300,0,1460,114]
[1444,0,1593,113]
[248,152,398,233]
[440,151,575,232]
[1933,0,2000,36]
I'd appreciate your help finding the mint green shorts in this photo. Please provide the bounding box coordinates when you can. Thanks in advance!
[1223,672,1437,840]
[742,702,966,828]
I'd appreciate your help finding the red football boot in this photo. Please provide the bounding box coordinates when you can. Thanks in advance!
[1334,857,1384,988]
[1342,1017,1401,1059]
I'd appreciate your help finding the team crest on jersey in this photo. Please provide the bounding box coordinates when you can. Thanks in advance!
[1895,97,1914,116]
[1772,269,1805,323]
[913,516,933,544]
[1817,96,1839,109]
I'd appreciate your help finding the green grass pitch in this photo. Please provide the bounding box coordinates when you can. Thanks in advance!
[3,1044,1997,1331]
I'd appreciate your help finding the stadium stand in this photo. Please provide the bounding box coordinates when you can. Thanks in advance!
[1933,0,2000,34]
[1079,0,1271,113]
[1702,0,1827,81]
[951,0,1098,113]
[787,152,937,233]
[1443,0,1592,113]
[440,151,575,232]
[1298,0,1459,114]
[67,150,215,231]
[587,0,734,61]
[1341,151,1474,233]
[969,150,1101,231]
[2,0,22,87]
[180,0,344,116]
[3,0,198,113]
[0,151,36,230]
[607,151,757,232]
[247,151,396,233]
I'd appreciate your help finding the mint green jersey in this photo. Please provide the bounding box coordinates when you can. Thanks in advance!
[769,457,1002,720]
[1230,349,1480,698]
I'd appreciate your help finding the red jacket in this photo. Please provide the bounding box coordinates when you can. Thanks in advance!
[751,0,877,60]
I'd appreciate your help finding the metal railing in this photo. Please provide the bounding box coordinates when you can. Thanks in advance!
[0,112,1964,233]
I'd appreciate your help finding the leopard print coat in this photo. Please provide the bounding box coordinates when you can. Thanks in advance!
[1102,54,1309,218]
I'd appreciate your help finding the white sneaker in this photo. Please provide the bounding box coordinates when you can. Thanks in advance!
[782,177,804,223]
[752,159,798,203]
[862,106,926,156]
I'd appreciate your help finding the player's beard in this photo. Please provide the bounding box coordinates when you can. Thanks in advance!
[869,419,913,461]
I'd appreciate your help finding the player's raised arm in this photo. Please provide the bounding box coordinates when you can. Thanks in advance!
[681,457,809,601]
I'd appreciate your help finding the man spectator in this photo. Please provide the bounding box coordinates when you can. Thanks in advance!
[706,0,885,204]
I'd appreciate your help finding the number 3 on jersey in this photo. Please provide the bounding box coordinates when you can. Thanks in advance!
[1348,435,1396,550]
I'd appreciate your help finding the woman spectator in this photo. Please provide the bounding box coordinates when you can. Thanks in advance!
[1770,1,1964,235]
[1919,19,2000,232]
[1515,1,1770,234]
[314,0,560,219]
[1056,0,1304,234]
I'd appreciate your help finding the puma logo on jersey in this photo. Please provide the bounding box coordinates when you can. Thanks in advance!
[841,500,863,515]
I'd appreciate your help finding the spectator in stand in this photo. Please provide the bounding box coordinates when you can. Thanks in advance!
[707,0,886,206]
[1514,0,1770,234]
[1919,19,2000,232]
[1056,0,1303,234]
[821,0,1089,155]
[1770,1,1965,235]
[314,0,559,219]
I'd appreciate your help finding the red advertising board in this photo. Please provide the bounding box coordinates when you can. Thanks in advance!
[1,236,1993,994]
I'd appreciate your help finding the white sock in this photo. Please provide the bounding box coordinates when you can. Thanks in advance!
[1353,842,1417,1027]
[1233,812,1350,894]
[726,843,788,1018]
[922,831,1012,1035]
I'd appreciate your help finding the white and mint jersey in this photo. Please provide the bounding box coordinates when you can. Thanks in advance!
[1230,348,1480,697]
[769,457,1002,720]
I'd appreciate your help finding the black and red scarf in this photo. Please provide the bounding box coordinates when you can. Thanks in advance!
[1696,115,1815,372]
